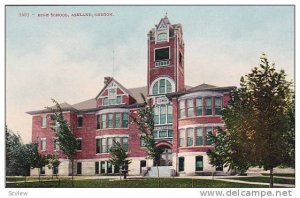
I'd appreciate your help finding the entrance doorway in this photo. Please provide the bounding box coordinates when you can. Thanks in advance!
[157,145,172,166]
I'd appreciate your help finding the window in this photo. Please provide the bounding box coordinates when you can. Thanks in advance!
[53,165,59,175]
[115,113,121,128]
[167,105,173,123]
[122,137,128,152]
[108,138,113,151]
[160,105,166,124]
[206,127,213,145]
[215,96,222,115]
[179,157,184,172]
[41,139,46,151]
[107,161,112,174]
[122,113,128,128]
[187,99,194,117]
[76,139,82,151]
[109,89,116,105]
[100,161,105,174]
[179,129,185,147]
[187,128,194,146]
[96,139,101,154]
[195,156,203,171]
[108,113,113,128]
[196,127,203,146]
[77,162,82,175]
[155,47,169,62]
[97,115,101,129]
[114,164,120,173]
[196,97,203,116]
[95,162,99,174]
[41,115,46,128]
[77,116,83,127]
[157,32,167,42]
[101,114,106,129]
[152,78,172,94]
[152,130,158,138]
[103,97,109,105]
[54,139,59,151]
[117,96,122,104]
[101,139,107,153]
[154,106,159,124]
[216,164,223,171]
[168,130,173,138]
[40,166,46,175]
[159,130,168,138]
[115,137,121,144]
[205,97,212,115]
[140,136,146,147]
[180,100,185,118]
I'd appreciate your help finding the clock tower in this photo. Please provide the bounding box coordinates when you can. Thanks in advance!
[147,15,185,96]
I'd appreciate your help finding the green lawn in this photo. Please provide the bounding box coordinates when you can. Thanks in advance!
[261,173,295,178]
[6,178,267,188]
[223,177,295,185]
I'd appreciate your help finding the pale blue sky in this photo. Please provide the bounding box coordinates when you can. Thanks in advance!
[6,5,294,143]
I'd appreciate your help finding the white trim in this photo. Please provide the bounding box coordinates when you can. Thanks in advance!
[95,134,129,139]
[179,91,224,100]
[178,123,224,129]
[149,76,175,95]
[177,152,208,157]
[96,108,129,115]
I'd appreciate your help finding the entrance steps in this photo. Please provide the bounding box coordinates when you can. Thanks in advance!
[143,166,175,177]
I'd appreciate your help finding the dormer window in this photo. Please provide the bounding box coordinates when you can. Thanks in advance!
[156,21,168,43]
[102,88,123,106]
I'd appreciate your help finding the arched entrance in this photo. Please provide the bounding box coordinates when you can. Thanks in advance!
[155,142,173,166]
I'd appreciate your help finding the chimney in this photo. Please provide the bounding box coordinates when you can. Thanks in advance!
[104,77,112,85]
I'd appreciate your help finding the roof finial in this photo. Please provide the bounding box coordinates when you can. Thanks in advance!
[165,12,168,18]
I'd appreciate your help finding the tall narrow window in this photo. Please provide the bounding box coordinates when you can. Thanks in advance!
[54,139,59,151]
[100,161,105,174]
[101,138,107,153]
[167,105,173,123]
[108,138,113,151]
[140,136,146,147]
[166,80,172,93]
[115,113,121,128]
[179,100,185,118]
[160,105,166,124]
[206,127,213,145]
[179,157,185,172]
[122,113,128,128]
[196,97,203,116]
[205,97,212,115]
[152,130,158,138]
[179,129,185,147]
[76,139,82,151]
[40,166,46,175]
[196,127,203,146]
[116,96,122,104]
[122,137,128,152]
[41,115,46,128]
[53,165,59,175]
[195,156,203,171]
[187,128,194,146]
[103,97,109,105]
[159,79,166,93]
[215,96,222,115]
[96,139,101,154]
[115,137,121,144]
[168,130,173,138]
[41,139,46,151]
[154,106,159,124]
[101,114,106,129]
[97,115,101,129]
[77,162,82,175]
[108,113,113,128]
[153,82,159,95]
[107,161,112,174]
[77,116,83,127]
[187,99,194,117]
[95,162,99,174]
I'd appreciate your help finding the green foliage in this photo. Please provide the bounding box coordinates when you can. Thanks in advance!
[46,154,60,171]
[207,54,294,183]
[131,94,163,162]
[31,142,48,170]
[109,141,131,178]
[48,99,78,161]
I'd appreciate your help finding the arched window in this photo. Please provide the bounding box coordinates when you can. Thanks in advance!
[151,78,174,95]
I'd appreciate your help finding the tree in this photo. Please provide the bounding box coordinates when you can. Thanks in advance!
[46,154,60,179]
[48,99,78,187]
[131,94,164,179]
[31,142,49,182]
[108,141,131,179]
[207,54,294,187]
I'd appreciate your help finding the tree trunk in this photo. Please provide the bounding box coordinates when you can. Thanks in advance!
[269,168,274,188]
[24,167,27,183]
[156,160,160,187]
[38,167,41,182]
[52,167,54,179]
[71,160,74,187]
